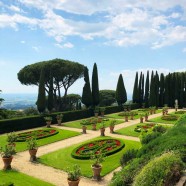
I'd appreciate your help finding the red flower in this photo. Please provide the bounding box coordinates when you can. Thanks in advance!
[89,143,94,147]
[107,147,112,151]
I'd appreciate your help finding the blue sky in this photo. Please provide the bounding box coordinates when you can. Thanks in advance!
[0,0,186,97]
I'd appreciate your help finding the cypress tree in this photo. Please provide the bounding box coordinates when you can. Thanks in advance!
[159,73,165,107]
[132,72,138,103]
[37,68,46,113]
[164,73,170,106]
[47,71,54,112]
[154,71,159,107]
[92,63,100,106]
[144,71,149,108]
[179,73,184,108]
[141,73,145,104]
[82,67,92,108]
[115,74,127,106]
[138,72,142,106]
[149,71,155,106]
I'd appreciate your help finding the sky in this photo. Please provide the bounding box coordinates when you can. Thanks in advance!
[0,0,186,97]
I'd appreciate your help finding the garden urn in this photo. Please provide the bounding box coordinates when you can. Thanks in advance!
[91,165,102,181]
[92,124,96,130]
[82,126,87,134]
[67,178,80,186]
[125,116,128,122]
[2,156,13,170]
[140,117,144,123]
[109,126,114,133]
[29,149,37,162]
[57,119,62,126]
[100,128,105,136]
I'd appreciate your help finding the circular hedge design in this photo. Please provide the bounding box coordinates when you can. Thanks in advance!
[71,138,125,160]
[16,129,59,142]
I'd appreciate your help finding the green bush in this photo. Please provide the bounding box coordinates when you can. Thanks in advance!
[133,152,184,186]
[153,125,167,133]
[161,115,178,121]
[141,132,161,144]
[175,111,186,115]
[120,149,138,166]
[0,183,14,186]
[104,106,123,114]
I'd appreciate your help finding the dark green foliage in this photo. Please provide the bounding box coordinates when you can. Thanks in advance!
[141,132,161,144]
[132,72,138,103]
[0,183,14,186]
[82,67,92,108]
[23,107,39,116]
[92,63,100,106]
[37,68,46,113]
[152,125,167,133]
[99,90,116,106]
[120,149,138,166]
[104,105,123,114]
[159,73,165,107]
[47,71,54,112]
[144,71,149,108]
[149,71,155,106]
[154,71,159,107]
[0,90,4,106]
[138,72,143,106]
[115,74,127,106]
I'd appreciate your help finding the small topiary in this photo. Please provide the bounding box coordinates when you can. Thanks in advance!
[133,152,184,186]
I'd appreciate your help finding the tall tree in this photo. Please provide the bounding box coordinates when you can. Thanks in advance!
[82,67,92,108]
[144,71,149,108]
[138,72,142,106]
[92,63,99,106]
[164,73,170,106]
[132,72,139,103]
[149,71,155,106]
[47,71,54,112]
[99,90,116,106]
[159,73,165,107]
[37,68,46,113]
[154,71,159,107]
[115,74,127,106]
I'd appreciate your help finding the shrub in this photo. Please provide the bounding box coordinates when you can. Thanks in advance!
[175,111,186,115]
[104,106,123,114]
[67,164,81,181]
[120,149,138,166]
[141,132,161,144]
[0,183,14,186]
[133,152,184,186]
[153,125,167,133]
[161,115,178,121]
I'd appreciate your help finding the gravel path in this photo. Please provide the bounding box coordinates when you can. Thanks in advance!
[0,109,175,186]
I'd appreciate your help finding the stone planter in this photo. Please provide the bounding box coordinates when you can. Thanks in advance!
[92,124,96,130]
[67,178,80,186]
[91,165,102,181]
[29,149,37,162]
[57,119,62,126]
[109,126,114,133]
[140,117,144,123]
[100,128,105,136]
[46,121,51,128]
[82,126,87,134]
[2,156,13,170]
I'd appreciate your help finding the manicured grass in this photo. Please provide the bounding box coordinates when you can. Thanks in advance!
[63,118,123,130]
[149,114,180,124]
[116,123,172,137]
[0,128,80,152]
[106,109,162,119]
[39,136,141,178]
[0,170,54,186]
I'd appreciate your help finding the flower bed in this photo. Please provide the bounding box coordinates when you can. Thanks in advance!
[16,129,59,142]
[134,123,156,133]
[161,115,178,121]
[175,111,186,115]
[71,138,125,160]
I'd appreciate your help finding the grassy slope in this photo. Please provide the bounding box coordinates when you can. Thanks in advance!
[39,136,141,178]
[63,119,123,130]
[0,170,54,186]
[0,128,80,152]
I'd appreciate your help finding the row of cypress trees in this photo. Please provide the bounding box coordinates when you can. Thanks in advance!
[133,71,186,108]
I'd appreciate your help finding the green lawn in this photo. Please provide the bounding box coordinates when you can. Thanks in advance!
[116,123,172,137]
[0,128,80,152]
[0,170,54,186]
[39,136,141,178]
[105,109,162,120]
[148,114,180,124]
[63,118,123,130]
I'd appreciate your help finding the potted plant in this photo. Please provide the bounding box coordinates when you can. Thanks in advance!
[139,112,145,123]
[99,123,105,136]
[67,164,81,186]
[144,112,149,122]
[100,107,105,117]
[91,151,105,180]
[149,107,153,115]
[123,111,130,122]
[56,113,63,126]
[94,107,99,117]
[7,132,17,147]
[92,118,97,130]
[109,120,116,133]
[27,138,38,162]
[44,116,52,128]
[80,120,89,134]
[0,145,15,170]
[152,106,156,114]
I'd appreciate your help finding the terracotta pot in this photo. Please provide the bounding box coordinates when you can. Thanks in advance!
[82,126,87,134]
[91,165,102,180]
[100,128,105,136]
[98,118,102,123]
[101,112,104,117]
[125,116,128,122]
[150,110,153,115]
[29,149,37,162]
[67,178,80,186]
[109,126,114,133]
[57,119,62,126]
[130,115,134,120]
[94,113,98,117]
[92,124,96,130]
[2,156,13,170]
[140,117,144,123]
[145,116,148,122]
[162,111,165,115]
[46,121,51,128]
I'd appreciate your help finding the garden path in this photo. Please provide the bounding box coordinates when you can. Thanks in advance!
[0,109,175,186]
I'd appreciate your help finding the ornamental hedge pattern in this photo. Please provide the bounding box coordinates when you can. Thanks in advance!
[161,115,178,121]
[134,123,156,133]
[16,128,59,142]
[71,138,125,160]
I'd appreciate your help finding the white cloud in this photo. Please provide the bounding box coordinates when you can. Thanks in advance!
[183,48,186,52]
[9,5,21,12]
[20,40,25,44]
[55,42,74,48]
[32,46,39,52]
